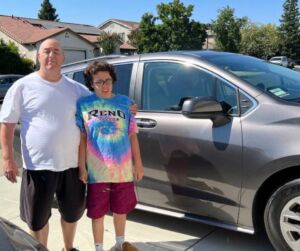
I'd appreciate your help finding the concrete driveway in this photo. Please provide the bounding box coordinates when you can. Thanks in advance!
[0,172,275,251]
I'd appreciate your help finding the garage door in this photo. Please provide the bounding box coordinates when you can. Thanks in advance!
[64,50,86,64]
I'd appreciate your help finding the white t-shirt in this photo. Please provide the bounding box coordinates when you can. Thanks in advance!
[0,72,90,171]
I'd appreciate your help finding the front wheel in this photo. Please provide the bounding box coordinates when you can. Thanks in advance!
[264,179,300,251]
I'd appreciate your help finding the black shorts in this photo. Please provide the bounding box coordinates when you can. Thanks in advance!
[20,168,86,231]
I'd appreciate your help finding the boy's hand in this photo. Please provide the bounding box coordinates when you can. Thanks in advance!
[79,166,88,184]
[134,164,144,182]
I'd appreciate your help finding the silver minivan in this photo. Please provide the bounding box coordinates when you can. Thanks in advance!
[14,51,300,251]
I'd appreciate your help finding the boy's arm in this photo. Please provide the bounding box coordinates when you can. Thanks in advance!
[78,131,88,183]
[130,133,144,181]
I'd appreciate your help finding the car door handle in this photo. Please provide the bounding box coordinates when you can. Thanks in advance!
[136,118,157,128]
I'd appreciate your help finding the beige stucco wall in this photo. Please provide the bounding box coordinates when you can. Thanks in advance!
[101,22,132,43]
[0,30,95,65]
[38,31,95,59]
[0,31,37,62]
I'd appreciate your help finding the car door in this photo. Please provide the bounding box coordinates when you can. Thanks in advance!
[134,60,243,225]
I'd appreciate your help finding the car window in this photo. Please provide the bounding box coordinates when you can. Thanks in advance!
[73,71,85,85]
[142,62,238,115]
[0,78,7,85]
[67,63,133,96]
[0,77,14,84]
[113,63,132,96]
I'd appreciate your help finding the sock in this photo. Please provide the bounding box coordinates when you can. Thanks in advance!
[115,236,125,249]
[95,243,104,251]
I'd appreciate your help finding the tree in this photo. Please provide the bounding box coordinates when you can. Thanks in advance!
[128,13,161,52]
[38,0,59,21]
[279,0,300,59]
[128,0,207,53]
[97,32,121,55]
[212,6,247,52]
[240,23,281,59]
[0,39,34,74]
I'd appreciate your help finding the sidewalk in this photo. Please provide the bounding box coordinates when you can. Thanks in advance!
[0,175,276,251]
[0,144,275,251]
[0,175,205,251]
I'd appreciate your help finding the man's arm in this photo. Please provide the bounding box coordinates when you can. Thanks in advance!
[130,133,144,181]
[0,123,19,183]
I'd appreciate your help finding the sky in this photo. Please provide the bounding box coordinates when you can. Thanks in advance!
[0,0,286,26]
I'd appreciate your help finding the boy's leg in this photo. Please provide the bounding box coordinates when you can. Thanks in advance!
[113,213,126,236]
[86,183,110,250]
[113,214,139,251]
[113,213,126,250]
[111,182,138,250]
[111,182,137,238]
[92,217,105,243]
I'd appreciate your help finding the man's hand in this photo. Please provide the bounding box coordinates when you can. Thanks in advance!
[3,159,19,183]
[129,102,138,115]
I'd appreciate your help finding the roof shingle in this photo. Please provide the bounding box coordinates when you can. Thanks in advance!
[0,15,96,45]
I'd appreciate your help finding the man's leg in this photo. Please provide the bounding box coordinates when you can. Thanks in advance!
[20,170,56,249]
[58,168,86,251]
[61,218,77,251]
[30,222,49,247]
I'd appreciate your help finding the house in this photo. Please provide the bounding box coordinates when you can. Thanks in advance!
[98,19,139,54]
[204,26,215,50]
[0,15,100,65]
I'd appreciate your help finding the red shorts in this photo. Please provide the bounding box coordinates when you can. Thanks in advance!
[86,182,137,219]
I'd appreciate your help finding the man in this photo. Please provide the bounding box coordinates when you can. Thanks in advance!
[1,39,91,251]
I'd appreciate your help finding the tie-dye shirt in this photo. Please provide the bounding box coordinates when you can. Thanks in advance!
[76,94,138,183]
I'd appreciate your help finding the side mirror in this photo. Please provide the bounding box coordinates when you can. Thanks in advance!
[182,97,231,127]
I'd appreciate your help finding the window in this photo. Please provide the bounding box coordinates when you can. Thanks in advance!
[0,77,15,84]
[69,63,133,96]
[73,71,85,85]
[142,62,238,115]
[118,33,125,42]
[112,63,133,96]
[0,78,7,85]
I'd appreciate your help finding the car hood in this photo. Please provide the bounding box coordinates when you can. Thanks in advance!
[0,217,47,251]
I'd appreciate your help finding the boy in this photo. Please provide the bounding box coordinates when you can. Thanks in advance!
[76,61,143,251]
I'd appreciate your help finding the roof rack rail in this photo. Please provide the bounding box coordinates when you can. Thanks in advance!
[62,54,127,67]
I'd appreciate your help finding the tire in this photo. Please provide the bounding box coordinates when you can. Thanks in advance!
[264,179,300,251]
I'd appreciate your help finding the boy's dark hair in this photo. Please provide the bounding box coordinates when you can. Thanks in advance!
[84,60,117,91]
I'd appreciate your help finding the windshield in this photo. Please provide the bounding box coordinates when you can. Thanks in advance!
[205,54,300,102]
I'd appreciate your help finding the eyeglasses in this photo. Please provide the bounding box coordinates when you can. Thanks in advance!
[93,78,113,86]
